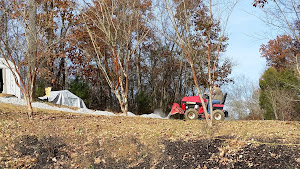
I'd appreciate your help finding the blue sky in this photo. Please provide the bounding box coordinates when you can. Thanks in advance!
[225,0,273,86]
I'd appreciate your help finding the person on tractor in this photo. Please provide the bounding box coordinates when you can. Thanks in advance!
[207,84,223,114]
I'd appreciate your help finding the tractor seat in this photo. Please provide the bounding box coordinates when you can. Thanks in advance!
[221,93,227,104]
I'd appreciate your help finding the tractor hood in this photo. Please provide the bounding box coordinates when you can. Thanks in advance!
[181,96,202,103]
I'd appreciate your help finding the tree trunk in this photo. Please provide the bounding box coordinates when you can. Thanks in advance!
[136,45,141,94]
[207,43,213,125]
[56,57,65,89]
[296,54,300,78]
[25,95,33,119]
[190,62,212,127]
[183,62,187,97]
[272,99,279,120]
[175,57,183,103]
[109,88,113,110]
[26,0,37,119]
[115,91,128,115]
[44,1,54,87]
[64,57,68,89]
[135,46,141,111]
[152,85,157,109]
[160,86,164,108]
[130,81,134,110]
[61,13,68,89]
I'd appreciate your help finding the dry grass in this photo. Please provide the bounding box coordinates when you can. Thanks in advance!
[0,93,14,97]
[0,100,299,168]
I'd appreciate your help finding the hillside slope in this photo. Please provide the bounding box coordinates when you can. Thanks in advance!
[0,102,299,168]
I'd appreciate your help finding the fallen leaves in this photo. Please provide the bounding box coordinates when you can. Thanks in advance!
[0,104,299,168]
[94,157,101,164]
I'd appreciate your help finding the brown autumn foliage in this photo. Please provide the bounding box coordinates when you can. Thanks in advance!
[172,0,232,87]
[0,0,40,118]
[35,0,77,90]
[260,35,297,71]
[71,0,153,115]
[252,0,268,8]
[2,0,234,117]
[29,0,234,115]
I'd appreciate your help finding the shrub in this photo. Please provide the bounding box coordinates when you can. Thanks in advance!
[69,77,91,107]
[136,92,152,115]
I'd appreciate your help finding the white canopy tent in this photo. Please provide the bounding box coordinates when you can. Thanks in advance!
[39,90,87,108]
[0,58,21,98]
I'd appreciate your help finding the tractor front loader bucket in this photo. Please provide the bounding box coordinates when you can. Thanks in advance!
[168,103,184,119]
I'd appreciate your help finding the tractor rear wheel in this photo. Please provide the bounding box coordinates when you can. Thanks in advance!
[184,109,198,120]
[212,110,225,121]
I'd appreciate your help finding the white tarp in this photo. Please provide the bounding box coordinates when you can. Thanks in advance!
[39,90,86,108]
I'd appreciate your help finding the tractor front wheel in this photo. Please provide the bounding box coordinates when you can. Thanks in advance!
[212,110,225,121]
[184,109,198,120]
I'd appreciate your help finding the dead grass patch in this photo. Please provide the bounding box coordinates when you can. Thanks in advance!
[0,93,14,98]
[0,103,299,168]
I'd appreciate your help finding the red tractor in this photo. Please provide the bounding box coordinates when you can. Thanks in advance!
[169,93,228,121]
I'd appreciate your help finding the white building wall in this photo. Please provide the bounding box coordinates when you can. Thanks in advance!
[5,68,21,98]
[0,58,21,98]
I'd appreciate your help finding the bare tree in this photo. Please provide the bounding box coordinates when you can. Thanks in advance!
[0,0,38,118]
[246,89,265,120]
[225,75,264,120]
[264,86,296,120]
[0,0,65,118]
[80,0,151,115]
